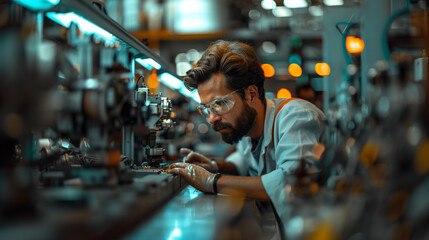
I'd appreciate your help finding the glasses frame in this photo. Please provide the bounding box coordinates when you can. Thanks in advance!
[196,89,243,119]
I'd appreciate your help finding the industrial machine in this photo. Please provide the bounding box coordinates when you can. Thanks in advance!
[0,0,196,239]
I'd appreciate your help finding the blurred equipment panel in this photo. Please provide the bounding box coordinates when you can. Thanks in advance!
[0,0,186,239]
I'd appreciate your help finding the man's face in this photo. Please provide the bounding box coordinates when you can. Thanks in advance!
[212,99,256,144]
[197,73,257,144]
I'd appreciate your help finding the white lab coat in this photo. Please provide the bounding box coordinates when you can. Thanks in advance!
[226,98,326,235]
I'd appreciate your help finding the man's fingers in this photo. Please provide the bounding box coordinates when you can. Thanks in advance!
[181,149,194,163]
[180,148,192,156]
[185,152,208,164]
[167,168,183,175]
[168,162,188,175]
[169,162,187,169]
[185,152,199,163]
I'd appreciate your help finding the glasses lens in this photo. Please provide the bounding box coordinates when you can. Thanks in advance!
[197,90,237,119]
[211,97,235,115]
[197,105,210,118]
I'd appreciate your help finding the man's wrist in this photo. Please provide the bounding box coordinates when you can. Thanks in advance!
[212,173,222,193]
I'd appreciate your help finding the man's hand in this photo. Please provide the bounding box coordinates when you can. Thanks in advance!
[168,162,216,193]
[180,148,219,173]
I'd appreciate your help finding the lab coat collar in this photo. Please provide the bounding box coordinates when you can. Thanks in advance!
[249,98,277,175]
[239,98,277,175]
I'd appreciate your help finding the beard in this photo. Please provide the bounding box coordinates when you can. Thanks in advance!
[212,101,257,144]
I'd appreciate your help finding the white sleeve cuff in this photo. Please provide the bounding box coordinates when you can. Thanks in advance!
[261,169,284,202]
[261,161,300,204]
[225,151,248,176]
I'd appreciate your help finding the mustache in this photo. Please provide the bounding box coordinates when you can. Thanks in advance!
[212,121,234,131]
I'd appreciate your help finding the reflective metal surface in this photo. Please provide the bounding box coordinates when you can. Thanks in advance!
[125,186,267,240]
[125,186,216,240]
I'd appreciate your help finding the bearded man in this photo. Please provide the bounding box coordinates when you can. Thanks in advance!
[168,40,326,238]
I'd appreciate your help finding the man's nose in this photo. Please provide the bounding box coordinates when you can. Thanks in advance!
[208,111,221,124]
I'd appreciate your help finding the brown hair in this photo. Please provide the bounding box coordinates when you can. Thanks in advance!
[184,40,266,103]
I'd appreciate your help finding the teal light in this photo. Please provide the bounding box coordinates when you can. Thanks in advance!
[13,0,60,11]
[289,54,302,66]
[167,221,182,240]
[323,0,344,6]
[311,78,326,91]
[284,0,308,8]
[179,87,201,103]
[46,12,117,43]
[159,73,183,90]
[159,73,200,103]
[135,58,161,70]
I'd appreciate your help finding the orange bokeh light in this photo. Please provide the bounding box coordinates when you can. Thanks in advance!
[346,36,365,54]
[261,63,275,78]
[315,63,331,76]
[147,69,160,89]
[277,88,292,99]
[288,63,302,77]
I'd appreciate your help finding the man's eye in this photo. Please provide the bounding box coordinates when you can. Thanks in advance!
[213,100,226,108]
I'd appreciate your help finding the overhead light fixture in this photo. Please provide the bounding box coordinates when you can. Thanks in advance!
[135,58,162,70]
[272,7,293,17]
[261,0,276,10]
[159,73,183,90]
[12,0,60,11]
[309,6,324,16]
[179,87,201,103]
[284,0,308,8]
[323,0,344,6]
[46,12,117,43]
[158,73,200,103]
[170,0,221,34]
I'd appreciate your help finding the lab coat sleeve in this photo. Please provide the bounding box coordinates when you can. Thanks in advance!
[261,106,323,217]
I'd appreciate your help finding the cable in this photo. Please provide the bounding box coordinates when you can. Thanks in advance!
[336,21,359,65]
[136,75,144,87]
[382,8,410,60]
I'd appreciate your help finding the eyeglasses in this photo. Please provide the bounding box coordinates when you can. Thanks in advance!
[196,89,242,119]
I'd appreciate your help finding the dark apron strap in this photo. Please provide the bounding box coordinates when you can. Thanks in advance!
[270,202,286,240]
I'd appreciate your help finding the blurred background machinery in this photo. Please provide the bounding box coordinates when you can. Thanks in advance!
[0,0,194,239]
[1,0,429,239]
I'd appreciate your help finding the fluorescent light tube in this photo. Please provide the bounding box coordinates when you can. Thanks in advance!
[179,87,201,103]
[261,0,276,10]
[135,58,162,70]
[324,0,344,6]
[272,7,293,17]
[46,12,116,43]
[159,73,183,90]
[284,0,308,8]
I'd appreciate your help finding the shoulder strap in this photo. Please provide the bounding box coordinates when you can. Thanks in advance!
[269,98,301,238]
[271,98,301,144]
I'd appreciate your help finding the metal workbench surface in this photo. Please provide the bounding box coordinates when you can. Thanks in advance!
[124,185,273,240]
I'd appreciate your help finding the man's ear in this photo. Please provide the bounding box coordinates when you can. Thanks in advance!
[247,85,259,103]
